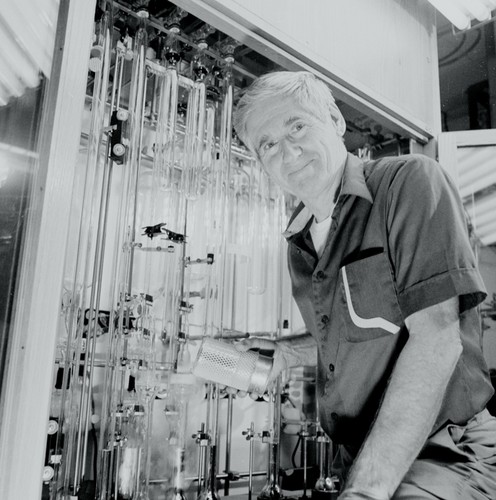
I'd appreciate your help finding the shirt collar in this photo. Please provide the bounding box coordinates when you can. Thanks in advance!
[283,153,373,238]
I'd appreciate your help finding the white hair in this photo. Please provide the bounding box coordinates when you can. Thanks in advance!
[233,71,346,151]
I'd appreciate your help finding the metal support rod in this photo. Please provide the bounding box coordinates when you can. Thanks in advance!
[248,430,254,500]
[224,394,234,496]
[114,444,121,500]
[193,423,208,496]
[300,420,309,500]
[148,469,267,484]
[241,422,256,500]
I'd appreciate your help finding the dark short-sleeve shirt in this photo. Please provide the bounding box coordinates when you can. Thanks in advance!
[284,153,494,447]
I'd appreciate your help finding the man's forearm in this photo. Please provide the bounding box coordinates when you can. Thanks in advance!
[278,332,318,368]
[340,313,462,499]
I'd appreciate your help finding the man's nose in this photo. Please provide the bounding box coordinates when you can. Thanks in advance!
[281,137,302,161]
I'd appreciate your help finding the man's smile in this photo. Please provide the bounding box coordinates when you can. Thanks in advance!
[287,160,312,179]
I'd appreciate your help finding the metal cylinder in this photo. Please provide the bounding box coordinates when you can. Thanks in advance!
[192,337,272,394]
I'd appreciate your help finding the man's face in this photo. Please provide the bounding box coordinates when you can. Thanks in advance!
[245,95,347,200]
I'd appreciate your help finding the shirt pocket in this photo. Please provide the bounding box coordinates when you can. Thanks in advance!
[339,251,403,342]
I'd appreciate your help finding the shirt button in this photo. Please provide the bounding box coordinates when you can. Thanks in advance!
[316,270,325,280]
[328,363,335,372]
[321,315,329,325]
[331,412,339,421]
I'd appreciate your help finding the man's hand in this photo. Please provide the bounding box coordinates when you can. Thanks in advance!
[220,333,317,399]
[234,337,290,391]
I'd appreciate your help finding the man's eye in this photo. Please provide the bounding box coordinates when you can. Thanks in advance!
[293,122,305,133]
[264,141,276,151]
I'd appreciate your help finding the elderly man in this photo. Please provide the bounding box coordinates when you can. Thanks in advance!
[232,71,496,500]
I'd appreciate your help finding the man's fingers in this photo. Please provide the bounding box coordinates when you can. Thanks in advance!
[219,386,248,398]
[234,337,276,352]
[233,338,260,352]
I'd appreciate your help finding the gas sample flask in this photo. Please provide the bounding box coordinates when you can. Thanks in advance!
[164,373,199,500]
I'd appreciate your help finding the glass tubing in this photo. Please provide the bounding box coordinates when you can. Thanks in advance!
[54,3,114,498]
[51,4,288,500]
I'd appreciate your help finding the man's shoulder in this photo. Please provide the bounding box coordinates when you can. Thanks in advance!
[363,154,442,190]
[364,153,436,177]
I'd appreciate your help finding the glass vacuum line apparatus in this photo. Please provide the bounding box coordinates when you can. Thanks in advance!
[43,2,300,500]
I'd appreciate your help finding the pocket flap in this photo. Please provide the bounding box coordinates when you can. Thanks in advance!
[341,252,403,340]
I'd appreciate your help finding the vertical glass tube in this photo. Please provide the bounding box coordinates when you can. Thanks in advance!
[165,373,198,500]
[227,160,250,333]
[208,58,234,337]
[223,394,234,496]
[197,383,221,500]
[162,237,183,370]
[97,11,149,499]
[163,67,179,191]
[52,3,113,497]
[162,187,187,372]
[138,33,184,403]
[75,153,114,489]
[155,29,181,191]
[313,399,337,494]
[259,176,284,499]
[135,295,158,500]
[180,80,206,200]
[116,405,146,500]
[123,13,149,287]
[314,426,332,492]
[198,102,218,337]
[257,387,282,500]
[180,43,209,200]
[247,160,269,294]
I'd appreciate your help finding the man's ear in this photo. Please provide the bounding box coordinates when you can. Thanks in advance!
[333,112,346,137]
[328,99,346,137]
